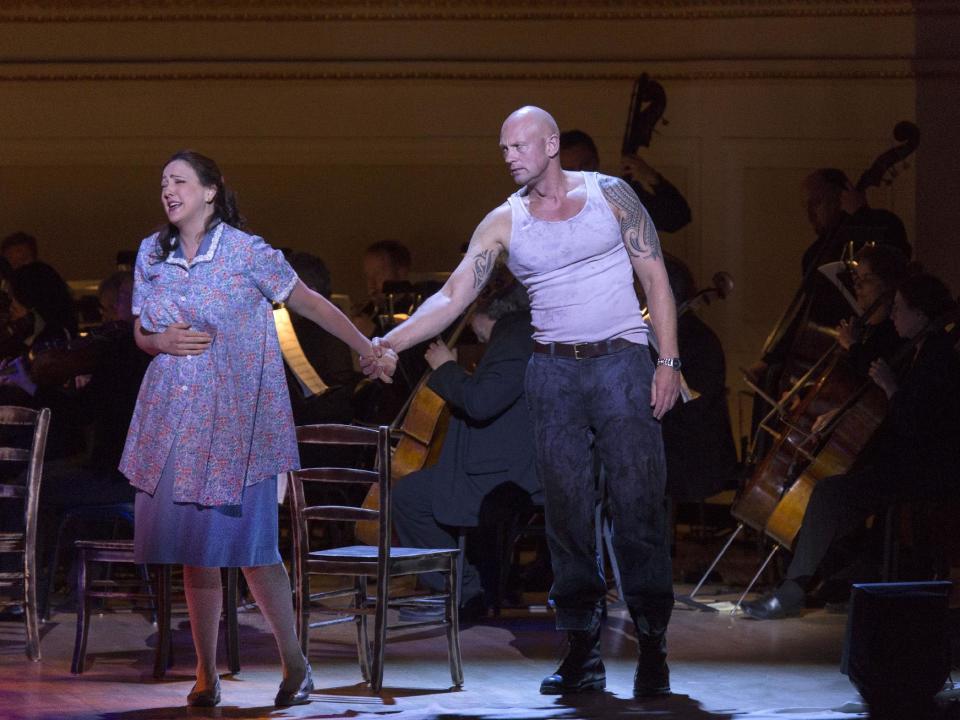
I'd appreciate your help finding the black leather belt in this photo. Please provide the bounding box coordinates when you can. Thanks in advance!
[533,337,635,360]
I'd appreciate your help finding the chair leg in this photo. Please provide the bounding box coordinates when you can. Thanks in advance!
[71,548,90,674]
[24,538,40,661]
[153,565,171,679]
[354,575,371,682]
[225,567,240,674]
[371,576,388,692]
[446,555,464,687]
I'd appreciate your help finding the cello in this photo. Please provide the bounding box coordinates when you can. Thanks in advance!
[751,122,920,422]
[354,273,519,545]
[736,122,921,532]
[354,306,476,545]
[764,305,960,551]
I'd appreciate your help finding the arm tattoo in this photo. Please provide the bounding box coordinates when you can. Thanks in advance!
[472,249,496,290]
[599,175,662,261]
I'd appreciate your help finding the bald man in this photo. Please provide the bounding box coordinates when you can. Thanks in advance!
[369,106,679,697]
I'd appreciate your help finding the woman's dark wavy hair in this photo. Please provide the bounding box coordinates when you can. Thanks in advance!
[154,150,244,262]
[897,270,956,322]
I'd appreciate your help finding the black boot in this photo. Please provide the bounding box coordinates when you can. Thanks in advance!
[634,633,670,697]
[539,625,606,695]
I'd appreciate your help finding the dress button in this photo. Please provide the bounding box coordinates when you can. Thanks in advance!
[179,296,186,302]
[181,385,188,391]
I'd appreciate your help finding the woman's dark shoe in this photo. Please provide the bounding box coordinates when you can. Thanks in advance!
[740,592,802,620]
[187,678,221,707]
[275,663,314,707]
[539,626,606,695]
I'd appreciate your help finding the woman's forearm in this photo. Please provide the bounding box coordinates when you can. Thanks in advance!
[286,282,373,357]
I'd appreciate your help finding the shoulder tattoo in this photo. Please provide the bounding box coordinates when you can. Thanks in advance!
[472,248,496,290]
[598,175,662,261]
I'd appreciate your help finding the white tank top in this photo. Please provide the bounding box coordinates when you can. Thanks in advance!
[504,172,649,345]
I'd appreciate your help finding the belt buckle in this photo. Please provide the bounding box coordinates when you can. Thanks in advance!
[573,342,586,360]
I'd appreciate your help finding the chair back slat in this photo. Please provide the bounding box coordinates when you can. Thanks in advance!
[0,448,31,463]
[296,423,380,446]
[294,467,378,485]
[0,406,43,426]
[304,505,380,523]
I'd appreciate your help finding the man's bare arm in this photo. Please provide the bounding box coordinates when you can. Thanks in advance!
[383,206,510,353]
[599,175,663,262]
[600,174,679,418]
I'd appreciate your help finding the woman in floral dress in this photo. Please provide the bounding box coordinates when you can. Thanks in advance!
[120,150,395,707]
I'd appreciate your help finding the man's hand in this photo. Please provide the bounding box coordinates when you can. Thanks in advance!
[650,365,681,420]
[424,341,456,370]
[360,338,397,383]
[840,182,867,215]
[837,317,858,350]
[156,322,213,356]
[621,154,659,190]
[868,358,898,398]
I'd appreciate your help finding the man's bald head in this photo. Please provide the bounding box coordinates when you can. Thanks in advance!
[502,105,560,136]
[500,106,561,186]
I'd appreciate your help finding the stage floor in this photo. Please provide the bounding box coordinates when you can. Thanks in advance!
[0,585,874,720]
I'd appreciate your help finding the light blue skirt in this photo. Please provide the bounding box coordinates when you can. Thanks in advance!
[133,446,282,567]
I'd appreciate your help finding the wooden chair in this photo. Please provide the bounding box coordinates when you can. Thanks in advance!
[0,406,50,661]
[71,541,241,678]
[289,423,463,692]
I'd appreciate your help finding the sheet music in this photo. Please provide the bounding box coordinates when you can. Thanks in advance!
[272,307,329,397]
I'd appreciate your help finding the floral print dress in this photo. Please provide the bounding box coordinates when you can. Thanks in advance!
[120,222,301,566]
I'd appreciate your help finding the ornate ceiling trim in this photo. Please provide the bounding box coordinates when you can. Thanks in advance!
[1,1,952,23]
[0,67,946,82]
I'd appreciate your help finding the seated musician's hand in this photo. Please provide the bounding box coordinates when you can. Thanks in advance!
[424,341,456,370]
[868,358,898,398]
[811,408,839,434]
[837,318,857,350]
[0,356,37,396]
[650,365,681,420]
[159,322,213,357]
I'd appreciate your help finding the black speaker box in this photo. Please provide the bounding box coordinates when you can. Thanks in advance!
[842,581,952,710]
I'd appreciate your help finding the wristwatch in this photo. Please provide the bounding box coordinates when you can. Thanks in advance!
[656,357,682,371]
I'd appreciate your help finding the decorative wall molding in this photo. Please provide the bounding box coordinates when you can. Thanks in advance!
[1,0,955,23]
[1,62,948,83]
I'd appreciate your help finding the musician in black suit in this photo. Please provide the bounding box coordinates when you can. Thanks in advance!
[558,129,691,234]
[743,272,960,619]
[392,277,541,618]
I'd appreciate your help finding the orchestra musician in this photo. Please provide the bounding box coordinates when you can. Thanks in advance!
[742,272,960,620]
[558,129,692,234]
[750,169,911,386]
[391,273,540,621]
[366,106,680,698]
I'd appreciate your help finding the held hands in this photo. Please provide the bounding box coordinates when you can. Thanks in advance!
[868,358,898,398]
[650,365,681,420]
[359,337,398,383]
[424,341,456,370]
[158,322,213,356]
